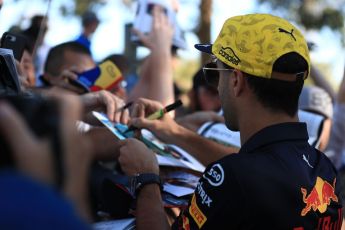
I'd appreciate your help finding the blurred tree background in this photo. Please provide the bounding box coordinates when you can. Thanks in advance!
[72,0,345,42]
[72,0,345,66]
[71,0,345,90]
[7,0,345,90]
[11,0,345,49]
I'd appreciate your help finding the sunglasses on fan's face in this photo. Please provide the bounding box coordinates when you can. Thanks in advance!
[202,61,234,87]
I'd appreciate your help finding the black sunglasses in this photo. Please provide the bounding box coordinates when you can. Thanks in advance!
[202,62,234,87]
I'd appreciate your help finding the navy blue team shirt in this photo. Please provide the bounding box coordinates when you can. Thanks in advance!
[173,122,343,229]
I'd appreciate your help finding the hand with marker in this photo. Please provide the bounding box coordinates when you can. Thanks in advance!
[128,98,185,143]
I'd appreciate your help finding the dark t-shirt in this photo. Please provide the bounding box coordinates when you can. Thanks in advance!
[173,122,343,229]
[0,169,90,229]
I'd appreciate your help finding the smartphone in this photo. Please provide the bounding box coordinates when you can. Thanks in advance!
[146,3,168,15]
[0,32,27,61]
[132,0,187,49]
[0,52,21,95]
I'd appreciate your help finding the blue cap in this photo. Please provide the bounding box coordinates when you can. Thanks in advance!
[194,44,212,54]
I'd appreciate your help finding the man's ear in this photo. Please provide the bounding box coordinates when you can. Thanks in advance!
[232,70,246,97]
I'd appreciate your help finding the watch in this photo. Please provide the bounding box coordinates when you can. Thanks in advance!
[130,173,162,196]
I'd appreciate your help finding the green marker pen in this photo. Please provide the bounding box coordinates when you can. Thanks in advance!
[124,99,183,133]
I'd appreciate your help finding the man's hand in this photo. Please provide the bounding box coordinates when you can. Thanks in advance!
[47,69,87,94]
[129,98,182,143]
[132,6,174,52]
[80,90,129,124]
[118,138,159,176]
[128,6,175,106]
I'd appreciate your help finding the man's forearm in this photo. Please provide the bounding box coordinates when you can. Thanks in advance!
[145,50,174,106]
[84,127,121,160]
[167,126,238,166]
[136,184,170,230]
[128,50,174,107]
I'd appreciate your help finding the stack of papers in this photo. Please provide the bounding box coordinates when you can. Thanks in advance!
[93,111,205,173]
[93,218,135,230]
[163,171,199,197]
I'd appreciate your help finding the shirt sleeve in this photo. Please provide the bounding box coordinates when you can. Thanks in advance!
[172,159,244,229]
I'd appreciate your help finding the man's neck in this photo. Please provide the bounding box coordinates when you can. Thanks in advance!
[238,106,298,145]
[82,30,92,38]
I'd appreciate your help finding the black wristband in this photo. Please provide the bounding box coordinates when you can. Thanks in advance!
[131,173,162,196]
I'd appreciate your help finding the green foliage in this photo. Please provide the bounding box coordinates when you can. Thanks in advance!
[74,0,99,15]
[258,0,345,45]
[258,0,344,31]
[299,7,344,31]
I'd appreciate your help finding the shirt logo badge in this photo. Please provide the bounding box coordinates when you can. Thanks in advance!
[300,177,338,216]
[189,194,207,228]
[182,214,190,230]
[303,154,314,168]
[218,47,241,65]
[278,28,296,41]
[203,163,224,187]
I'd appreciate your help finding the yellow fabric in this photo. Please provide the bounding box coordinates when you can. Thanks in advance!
[94,60,122,88]
[212,14,310,79]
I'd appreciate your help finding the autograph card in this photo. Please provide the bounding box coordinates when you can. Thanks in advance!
[92,111,127,140]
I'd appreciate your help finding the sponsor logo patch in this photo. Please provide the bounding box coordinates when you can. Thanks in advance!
[189,194,207,228]
[182,214,190,230]
[203,163,224,187]
[196,182,213,207]
[218,47,241,65]
[300,177,338,216]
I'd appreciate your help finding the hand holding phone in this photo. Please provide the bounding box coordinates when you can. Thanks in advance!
[0,32,27,61]
[132,0,186,49]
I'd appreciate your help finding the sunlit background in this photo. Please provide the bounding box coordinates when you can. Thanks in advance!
[0,0,344,90]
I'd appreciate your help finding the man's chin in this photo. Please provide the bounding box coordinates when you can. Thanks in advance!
[225,123,239,132]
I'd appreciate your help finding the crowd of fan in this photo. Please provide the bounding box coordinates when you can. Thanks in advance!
[0,1,344,229]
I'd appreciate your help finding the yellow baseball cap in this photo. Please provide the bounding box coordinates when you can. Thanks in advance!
[195,14,310,81]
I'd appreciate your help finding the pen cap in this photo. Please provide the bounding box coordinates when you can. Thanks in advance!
[165,99,182,112]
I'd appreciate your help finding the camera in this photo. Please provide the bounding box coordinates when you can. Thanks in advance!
[0,94,63,186]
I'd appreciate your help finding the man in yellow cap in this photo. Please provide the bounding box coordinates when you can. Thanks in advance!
[118,14,343,229]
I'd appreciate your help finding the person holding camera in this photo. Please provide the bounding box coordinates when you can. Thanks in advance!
[0,93,91,228]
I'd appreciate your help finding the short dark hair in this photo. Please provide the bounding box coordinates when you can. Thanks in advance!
[225,52,308,117]
[102,54,129,74]
[82,11,99,27]
[44,41,91,76]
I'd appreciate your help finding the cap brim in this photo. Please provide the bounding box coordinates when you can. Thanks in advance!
[194,44,213,54]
